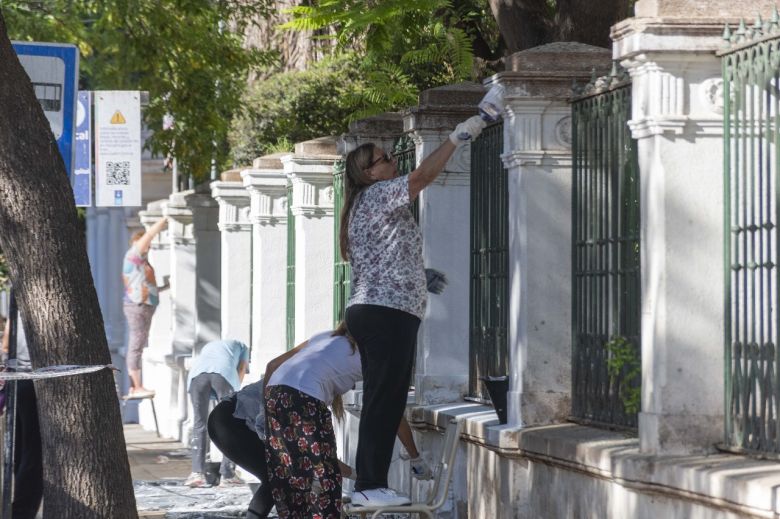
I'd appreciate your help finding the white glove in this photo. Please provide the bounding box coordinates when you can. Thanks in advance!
[410,456,433,480]
[449,115,487,145]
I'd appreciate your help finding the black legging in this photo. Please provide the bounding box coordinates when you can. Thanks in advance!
[14,380,42,519]
[345,304,420,491]
[208,397,273,519]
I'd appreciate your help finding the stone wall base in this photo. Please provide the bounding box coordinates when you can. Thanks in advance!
[392,403,780,518]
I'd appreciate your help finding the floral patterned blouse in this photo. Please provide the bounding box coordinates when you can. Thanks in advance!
[346,175,427,319]
[122,245,159,306]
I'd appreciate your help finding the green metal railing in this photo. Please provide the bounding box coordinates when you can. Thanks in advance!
[469,121,508,400]
[571,69,641,429]
[286,180,296,350]
[333,159,351,327]
[721,16,780,454]
[393,133,419,220]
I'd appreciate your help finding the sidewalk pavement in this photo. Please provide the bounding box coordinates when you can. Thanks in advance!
[126,424,259,519]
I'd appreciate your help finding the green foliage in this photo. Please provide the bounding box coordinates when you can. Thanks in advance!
[229,55,366,165]
[605,335,641,415]
[2,0,276,182]
[0,252,8,287]
[281,0,481,117]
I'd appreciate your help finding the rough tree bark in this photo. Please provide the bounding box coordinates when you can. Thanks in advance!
[0,13,137,519]
[487,0,633,53]
[554,0,632,48]
[488,0,551,53]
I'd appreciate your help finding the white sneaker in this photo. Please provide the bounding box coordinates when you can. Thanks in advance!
[351,488,411,507]
[183,472,210,488]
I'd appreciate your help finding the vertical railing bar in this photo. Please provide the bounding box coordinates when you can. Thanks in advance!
[731,62,742,445]
[723,54,731,446]
[767,68,777,449]
[758,74,768,447]
[773,64,780,451]
[738,77,749,446]
[759,65,770,447]
[750,78,760,447]
[603,95,612,420]
[595,95,600,420]
[572,102,580,417]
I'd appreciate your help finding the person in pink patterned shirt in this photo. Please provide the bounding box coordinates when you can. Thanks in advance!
[122,216,168,396]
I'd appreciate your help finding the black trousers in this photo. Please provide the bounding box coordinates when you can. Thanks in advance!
[14,380,43,519]
[345,304,420,491]
[208,397,273,519]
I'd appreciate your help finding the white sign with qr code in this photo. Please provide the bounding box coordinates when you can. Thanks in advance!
[95,91,141,206]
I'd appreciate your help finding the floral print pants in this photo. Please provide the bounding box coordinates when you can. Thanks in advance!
[264,385,342,519]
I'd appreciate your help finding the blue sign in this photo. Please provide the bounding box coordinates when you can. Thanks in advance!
[12,42,79,179]
[73,91,91,206]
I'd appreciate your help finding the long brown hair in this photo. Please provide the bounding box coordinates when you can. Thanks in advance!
[339,143,376,261]
[330,320,357,421]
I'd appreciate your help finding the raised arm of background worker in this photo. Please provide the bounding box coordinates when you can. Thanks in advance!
[134,216,168,256]
[408,115,485,201]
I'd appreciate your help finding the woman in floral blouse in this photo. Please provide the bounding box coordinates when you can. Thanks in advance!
[339,115,485,507]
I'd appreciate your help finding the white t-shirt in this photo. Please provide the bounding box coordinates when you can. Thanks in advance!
[346,175,427,319]
[267,331,362,405]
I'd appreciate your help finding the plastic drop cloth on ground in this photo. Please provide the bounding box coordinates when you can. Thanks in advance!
[134,477,269,518]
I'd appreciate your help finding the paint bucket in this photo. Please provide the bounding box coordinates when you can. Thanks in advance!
[480,376,509,425]
[205,461,221,486]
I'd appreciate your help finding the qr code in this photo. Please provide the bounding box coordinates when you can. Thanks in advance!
[106,161,130,185]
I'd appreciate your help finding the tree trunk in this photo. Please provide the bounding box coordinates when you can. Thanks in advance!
[554,0,632,48]
[487,0,552,53]
[0,13,138,519]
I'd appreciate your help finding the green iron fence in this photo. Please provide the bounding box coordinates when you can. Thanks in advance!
[286,180,296,350]
[333,159,351,327]
[393,133,419,220]
[721,16,780,454]
[469,121,508,400]
[571,68,641,429]
[332,135,418,326]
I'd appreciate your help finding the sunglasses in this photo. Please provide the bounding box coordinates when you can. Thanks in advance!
[366,151,392,170]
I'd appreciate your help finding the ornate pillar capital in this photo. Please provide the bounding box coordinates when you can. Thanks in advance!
[164,190,194,245]
[210,179,252,232]
[613,17,731,139]
[242,153,289,226]
[489,42,611,169]
[282,137,339,218]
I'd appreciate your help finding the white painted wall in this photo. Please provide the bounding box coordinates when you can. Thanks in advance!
[283,139,339,343]
[211,181,252,346]
[243,158,289,373]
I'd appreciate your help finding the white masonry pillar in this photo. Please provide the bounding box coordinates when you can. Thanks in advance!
[611,0,767,453]
[283,137,339,344]
[243,154,289,372]
[163,191,197,440]
[405,83,485,404]
[188,188,221,353]
[493,44,611,427]
[212,175,252,346]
